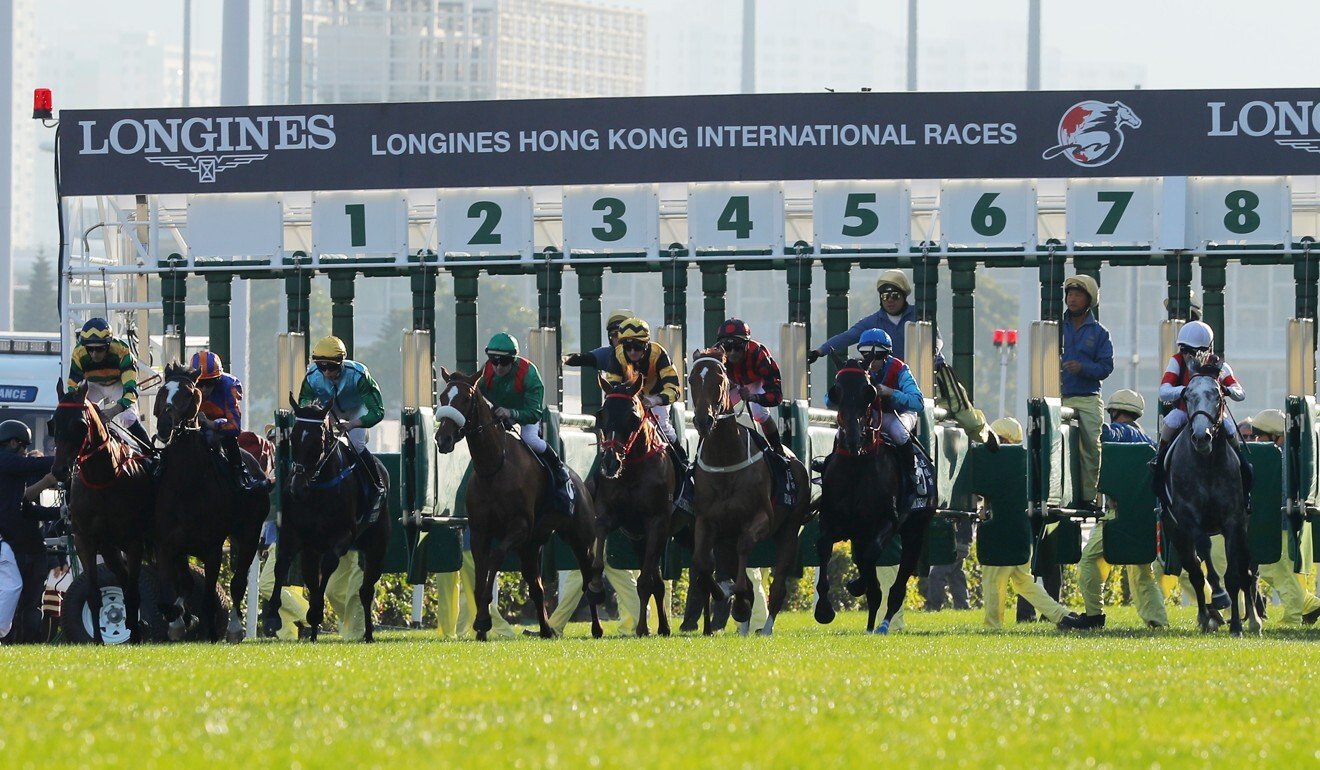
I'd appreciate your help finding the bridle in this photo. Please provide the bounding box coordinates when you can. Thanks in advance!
[157,378,202,444]
[599,392,661,468]
[1186,373,1227,442]
[834,366,881,456]
[60,400,144,490]
[436,380,507,477]
[689,356,738,427]
[289,411,348,488]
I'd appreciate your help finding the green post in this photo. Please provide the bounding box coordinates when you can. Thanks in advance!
[824,261,851,385]
[1166,253,1194,321]
[1295,240,1319,349]
[700,262,728,346]
[411,267,437,335]
[1039,247,1065,321]
[284,269,312,358]
[205,273,232,365]
[454,268,480,375]
[948,260,976,392]
[1200,255,1227,356]
[536,260,564,409]
[330,272,356,358]
[1074,256,1102,323]
[787,256,812,326]
[161,255,187,339]
[913,251,939,323]
[577,266,604,415]
[662,256,689,354]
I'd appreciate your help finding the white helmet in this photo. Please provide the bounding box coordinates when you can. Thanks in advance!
[1175,321,1214,351]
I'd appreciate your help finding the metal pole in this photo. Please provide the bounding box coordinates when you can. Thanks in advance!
[741,0,755,94]
[998,347,1009,422]
[906,0,918,92]
[221,0,250,107]
[0,0,13,331]
[1027,0,1041,90]
[288,0,303,103]
[182,0,192,107]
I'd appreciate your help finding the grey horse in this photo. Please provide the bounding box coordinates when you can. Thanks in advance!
[1163,363,1261,636]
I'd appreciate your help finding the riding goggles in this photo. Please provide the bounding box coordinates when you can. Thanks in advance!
[314,360,342,372]
[621,341,648,353]
[719,338,747,352]
[488,355,514,367]
[878,289,904,301]
[1178,344,1210,356]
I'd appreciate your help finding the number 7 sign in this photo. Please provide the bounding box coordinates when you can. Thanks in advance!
[1066,178,1158,247]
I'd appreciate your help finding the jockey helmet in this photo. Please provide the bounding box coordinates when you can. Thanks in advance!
[1163,288,1202,320]
[615,317,651,345]
[1062,274,1099,309]
[485,332,519,357]
[311,335,347,362]
[1176,321,1214,352]
[78,317,113,347]
[1252,408,1285,437]
[989,417,1023,445]
[716,318,752,341]
[857,328,893,358]
[606,310,636,334]
[1106,389,1145,418]
[191,350,225,380]
[0,419,32,447]
[875,269,912,297]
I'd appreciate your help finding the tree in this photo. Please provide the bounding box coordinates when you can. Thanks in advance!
[15,250,58,333]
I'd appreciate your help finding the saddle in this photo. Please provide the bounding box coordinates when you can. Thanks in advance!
[745,427,798,509]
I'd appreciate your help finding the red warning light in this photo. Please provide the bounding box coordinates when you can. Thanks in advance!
[993,329,1005,346]
[33,88,53,120]
[1006,329,1019,346]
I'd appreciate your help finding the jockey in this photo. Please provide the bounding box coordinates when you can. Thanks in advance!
[1152,321,1250,498]
[600,318,686,464]
[298,336,387,513]
[189,351,267,492]
[563,309,636,371]
[857,328,933,514]
[714,318,786,456]
[66,317,152,448]
[477,333,572,506]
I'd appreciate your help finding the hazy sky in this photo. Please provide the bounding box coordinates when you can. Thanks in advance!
[28,0,1320,100]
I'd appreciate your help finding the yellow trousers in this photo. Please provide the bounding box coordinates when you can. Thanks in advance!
[324,552,366,641]
[1257,531,1320,625]
[1062,394,1104,503]
[1077,521,1168,627]
[434,550,517,639]
[983,559,1071,628]
[549,566,640,636]
[257,544,308,641]
[1177,534,1227,604]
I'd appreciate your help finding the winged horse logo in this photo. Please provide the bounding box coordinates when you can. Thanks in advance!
[1042,101,1142,168]
[144,154,268,183]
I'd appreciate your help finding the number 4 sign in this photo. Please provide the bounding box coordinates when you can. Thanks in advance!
[687,182,784,254]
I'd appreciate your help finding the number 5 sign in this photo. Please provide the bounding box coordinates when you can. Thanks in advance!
[940,180,1037,249]
[812,181,910,253]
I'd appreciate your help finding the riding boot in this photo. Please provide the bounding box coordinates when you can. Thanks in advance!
[538,445,575,514]
[761,419,787,457]
[1149,439,1172,511]
[223,434,270,492]
[1228,434,1254,512]
[355,445,388,517]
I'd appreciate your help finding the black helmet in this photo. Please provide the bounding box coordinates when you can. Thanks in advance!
[0,420,32,446]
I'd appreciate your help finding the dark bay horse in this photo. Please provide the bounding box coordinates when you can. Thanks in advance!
[262,398,391,642]
[49,383,154,644]
[686,348,810,636]
[154,364,269,643]
[593,377,676,636]
[1164,365,1261,636]
[434,368,602,641]
[813,362,905,632]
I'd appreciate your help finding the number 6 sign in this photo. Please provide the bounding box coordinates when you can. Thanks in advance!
[940,180,1037,249]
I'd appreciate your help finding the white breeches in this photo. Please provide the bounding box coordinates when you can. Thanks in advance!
[880,411,917,446]
[330,404,369,451]
[729,382,770,423]
[86,382,140,427]
[519,423,547,453]
[650,405,678,443]
[1162,407,1236,441]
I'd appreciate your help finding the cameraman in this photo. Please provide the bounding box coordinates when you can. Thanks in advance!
[0,421,60,644]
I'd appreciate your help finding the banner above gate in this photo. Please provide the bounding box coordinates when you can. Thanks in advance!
[57,88,1320,197]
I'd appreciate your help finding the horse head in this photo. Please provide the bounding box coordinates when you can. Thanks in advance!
[831,360,877,455]
[155,363,202,440]
[1112,100,1142,129]
[688,348,729,438]
[434,367,482,454]
[286,393,332,498]
[1184,372,1225,455]
[598,376,646,480]
[50,380,92,479]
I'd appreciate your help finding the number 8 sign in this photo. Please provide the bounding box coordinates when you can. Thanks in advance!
[1190,176,1291,247]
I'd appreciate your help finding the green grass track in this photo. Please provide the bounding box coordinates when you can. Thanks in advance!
[3,608,1319,769]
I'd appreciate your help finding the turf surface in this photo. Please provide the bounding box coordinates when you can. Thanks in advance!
[3,607,1319,769]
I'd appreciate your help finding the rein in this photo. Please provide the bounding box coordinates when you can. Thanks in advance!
[600,393,663,466]
[438,382,508,478]
[291,414,355,489]
[1186,374,1227,441]
[689,356,763,473]
[69,402,145,490]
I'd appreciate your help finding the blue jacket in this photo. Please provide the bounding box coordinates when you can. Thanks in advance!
[0,451,55,554]
[817,303,943,363]
[1101,421,1155,448]
[1060,312,1113,397]
[588,345,612,369]
[871,356,925,414]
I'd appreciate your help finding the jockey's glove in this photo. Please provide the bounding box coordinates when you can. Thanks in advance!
[806,349,821,365]
[102,402,125,418]
[564,353,590,367]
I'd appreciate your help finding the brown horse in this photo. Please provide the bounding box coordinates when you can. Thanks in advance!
[153,363,270,643]
[592,377,676,636]
[434,368,602,641]
[263,398,391,642]
[686,348,810,636]
[49,383,155,644]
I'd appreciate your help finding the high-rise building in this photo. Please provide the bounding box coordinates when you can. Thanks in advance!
[265,0,647,105]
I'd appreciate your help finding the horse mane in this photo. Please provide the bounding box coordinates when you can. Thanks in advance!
[692,347,726,363]
[164,363,200,383]
[1194,354,1224,378]
[291,401,328,421]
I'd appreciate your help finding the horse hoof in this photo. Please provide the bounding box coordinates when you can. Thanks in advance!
[657,625,671,637]
[591,625,603,639]
[679,621,699,633]
[167,620,187,642]
[636,626,650,638]
[845,577,866,597]
[1211,590,1231,610]
[873,620,891,635]
[731,597,752,624]
[225,629,244,645]
[737,621,751,637]
[814,602,836,625]
[476,631,488,642]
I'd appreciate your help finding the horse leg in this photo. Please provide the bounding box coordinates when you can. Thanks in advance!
[1198,532,1229,611]
[589,506,612,603]
[72,535,103,644]
[564,523,604,639]
[103,549,132,643]
[227,527,259,644]
[263,530,296,638]
[731,529,759,633]
[518,544,554,638]
[202,547,224,643]
[124,546,143,645]
[762,521,801,636]
[302,548,327,642]
[813,523,837,625]
[1169,520,1214,633]
[357,528,387,644]
[864,562,883,633]
[642,515,670,637]
[480,534,519,639]
[1224,522,1257,637]
[876,523,926,635]
[691,518,718,636]
[469,528,493,641]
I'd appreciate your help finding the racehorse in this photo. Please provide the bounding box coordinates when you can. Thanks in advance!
[686,348,810,636]
[812,362,905,632]
[262,398,391,642]
[593,377,676,636]
[1163,361,1261,636]
[49,383,154,644]
[153,363,269,643]
[434,368,603,641]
